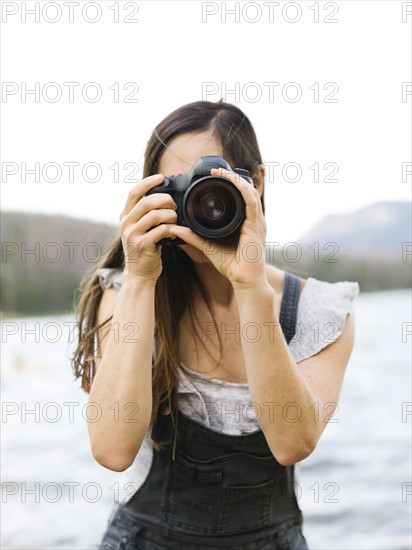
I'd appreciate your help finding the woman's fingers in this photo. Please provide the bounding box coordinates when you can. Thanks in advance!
[168,225,207,251]
[119,174,165,220]
[122,193,177,227]
[211,167,256,199]
[129,208,177,235]
[118,175,179,281]
[142,223,178,246]
[210,167,261,221]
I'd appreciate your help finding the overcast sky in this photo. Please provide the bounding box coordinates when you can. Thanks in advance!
[1,0,411,243]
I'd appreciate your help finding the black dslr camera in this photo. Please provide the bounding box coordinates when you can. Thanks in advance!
[146,155,253,245]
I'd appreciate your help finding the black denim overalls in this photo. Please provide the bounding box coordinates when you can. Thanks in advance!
[98,272,309,550]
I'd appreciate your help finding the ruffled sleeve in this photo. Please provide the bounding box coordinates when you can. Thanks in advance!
[288,277,360,364]
[96,267,124,291]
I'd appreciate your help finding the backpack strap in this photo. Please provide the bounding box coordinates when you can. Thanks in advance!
[278,272,302,345]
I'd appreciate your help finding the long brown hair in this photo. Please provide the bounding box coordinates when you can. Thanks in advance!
[71,100,265,460]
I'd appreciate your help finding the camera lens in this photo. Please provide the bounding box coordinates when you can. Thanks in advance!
[201,195,226,221]
[183,177,245,240]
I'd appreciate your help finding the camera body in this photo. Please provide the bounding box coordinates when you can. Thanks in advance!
[146,155,253,245]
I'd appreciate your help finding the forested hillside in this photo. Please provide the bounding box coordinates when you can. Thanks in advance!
[1,212,118,316]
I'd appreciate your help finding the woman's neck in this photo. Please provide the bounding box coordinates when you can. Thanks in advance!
[192,261,235,308]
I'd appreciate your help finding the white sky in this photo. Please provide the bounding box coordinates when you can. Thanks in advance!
[1,0,411,243]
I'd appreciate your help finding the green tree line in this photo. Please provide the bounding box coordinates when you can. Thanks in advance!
[1,212,410,317]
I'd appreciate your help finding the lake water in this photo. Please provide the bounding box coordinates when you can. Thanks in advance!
[1,289,411,549]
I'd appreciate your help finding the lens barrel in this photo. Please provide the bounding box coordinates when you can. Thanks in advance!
[183,176,245,240]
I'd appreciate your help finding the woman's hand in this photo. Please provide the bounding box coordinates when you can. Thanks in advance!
[119,174,177,283]
[169,167,268,289]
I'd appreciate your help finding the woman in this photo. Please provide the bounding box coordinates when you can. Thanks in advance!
[72,100,359,549]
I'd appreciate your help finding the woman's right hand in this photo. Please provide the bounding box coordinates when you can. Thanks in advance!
[119,174,177,283]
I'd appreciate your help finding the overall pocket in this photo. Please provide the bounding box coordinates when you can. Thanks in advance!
[218,477,277,535]
[161,449,223,534]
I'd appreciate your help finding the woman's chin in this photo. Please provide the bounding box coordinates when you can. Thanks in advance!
[179,244,209,263]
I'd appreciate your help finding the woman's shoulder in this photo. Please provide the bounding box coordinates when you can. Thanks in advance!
[288,272,360,363]
[265,265,360,363]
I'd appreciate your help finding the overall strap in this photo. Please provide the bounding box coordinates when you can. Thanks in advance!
[278,272,301,345]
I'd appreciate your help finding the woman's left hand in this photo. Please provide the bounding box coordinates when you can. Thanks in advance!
[168,167,268,290]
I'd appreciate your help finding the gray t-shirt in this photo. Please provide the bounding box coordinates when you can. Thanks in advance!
[97,267,359,503]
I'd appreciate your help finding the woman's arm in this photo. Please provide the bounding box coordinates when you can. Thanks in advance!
[169,166,356,465]
[88,173,178,472]
[88,276,156,472]
[233,281,356,466]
